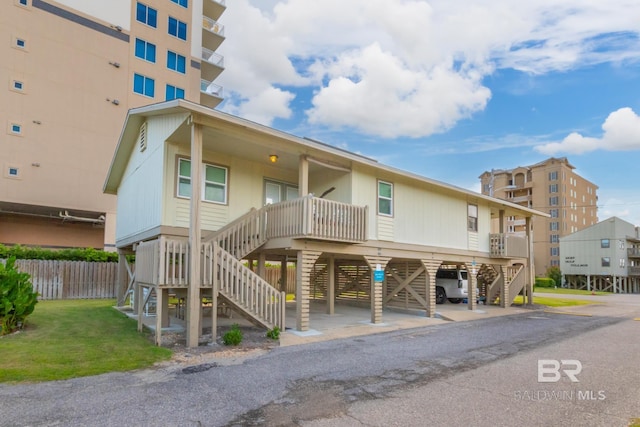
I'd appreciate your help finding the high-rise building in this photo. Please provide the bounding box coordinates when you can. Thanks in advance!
[0,0,225,250]
[479,157,598,276]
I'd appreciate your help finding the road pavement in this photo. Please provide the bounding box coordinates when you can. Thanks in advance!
[0,294,638,426]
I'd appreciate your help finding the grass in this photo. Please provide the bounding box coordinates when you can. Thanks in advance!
[534,287,611,296]
[0,299,172,384]
[513,295,595,307]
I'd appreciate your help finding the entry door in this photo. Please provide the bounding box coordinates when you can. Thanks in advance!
[264,180,298,205]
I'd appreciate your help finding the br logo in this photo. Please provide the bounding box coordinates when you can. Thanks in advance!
[538,359,582,383]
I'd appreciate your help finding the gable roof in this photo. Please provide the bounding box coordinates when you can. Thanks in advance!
[104,99,548,219]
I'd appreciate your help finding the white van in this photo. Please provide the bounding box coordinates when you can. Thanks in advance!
[435,268,469,304]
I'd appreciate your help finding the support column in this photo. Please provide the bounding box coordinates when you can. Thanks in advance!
[187,119,203,348]
[364,256,391,324]
[465,263,477,311]
[155,288,168,346]
[295,250,321,331]
[298,155,309,196]
[421,260,440,318]
[257,252,266,278]
[526,216,534,305]
[326,256,335,315]
[280,256,288,293]
[116,249,133,306]
[587,274,591,292]
[500,265,508,308]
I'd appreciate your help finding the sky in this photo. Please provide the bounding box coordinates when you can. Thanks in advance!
[214,0,640,227]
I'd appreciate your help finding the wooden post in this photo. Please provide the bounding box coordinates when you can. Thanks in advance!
[155,288,163,346]
[326,256,335,315]
[466,264,477,311]
[187,119,203,348]
[280,256,288,293]
[211,243,218,342]
[298,155,309,197]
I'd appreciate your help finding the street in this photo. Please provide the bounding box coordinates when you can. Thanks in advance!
[1,295,639,427]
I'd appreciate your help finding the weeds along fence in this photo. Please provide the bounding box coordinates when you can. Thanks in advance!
[8,260,118,300]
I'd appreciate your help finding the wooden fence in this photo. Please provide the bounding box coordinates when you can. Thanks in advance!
[9,260,119,300]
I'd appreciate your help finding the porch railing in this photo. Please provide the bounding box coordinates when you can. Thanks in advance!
[135,237,189,287]
[489,233,528,258]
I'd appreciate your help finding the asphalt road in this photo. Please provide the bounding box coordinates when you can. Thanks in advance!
[1,295,638,427]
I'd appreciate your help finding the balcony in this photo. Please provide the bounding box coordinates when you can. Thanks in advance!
[489,233,528,258]
[627,248,640,258]
[628,266,640,276]
[203,0,226,21]
[200,79,223,108]
[510,195,531,204]
[200,47,224,81]
[202,16,225,51]
[264,196,368,243]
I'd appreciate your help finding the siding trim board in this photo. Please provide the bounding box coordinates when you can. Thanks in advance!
[32,0,130,42]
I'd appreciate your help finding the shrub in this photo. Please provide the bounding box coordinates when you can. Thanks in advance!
[546,266,562,288]
[266,326,280,340]
[0,257,38,335]
[535,277,556,288]
[0,244,120,263]
[222,323,243,346]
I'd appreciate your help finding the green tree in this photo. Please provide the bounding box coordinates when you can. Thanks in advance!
[546,266,562,288]
[0,257,38,335]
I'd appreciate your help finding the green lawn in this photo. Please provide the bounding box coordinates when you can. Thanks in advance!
[534,287,611,296]
[513,295,595,307]
[0,299,172,384]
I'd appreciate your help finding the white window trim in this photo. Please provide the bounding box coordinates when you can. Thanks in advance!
[177,158,228,204]
[377,180,393,217]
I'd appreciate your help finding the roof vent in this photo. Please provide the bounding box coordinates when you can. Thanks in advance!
[139,122,147,152]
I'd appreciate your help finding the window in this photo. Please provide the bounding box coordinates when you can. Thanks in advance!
[264,180,298,205]
[620,258,625,268]
[167,51,186,73]
[467,204,478,232]
[550,247,559,256]
[549,184,558,193]
[17,0,28,6]
[619,240,625,249]
[15,38,26,49]
[171,0,188,7]
[168,17,187,40]
[601,257,610,267]
[550,222,559,231]
[550,234,559,243]
[134,38,156,62]
[165,84,185,100]
[8,167,19,177]
[549,196,558,206]
[136,2,157,27]
[133,73,154,97]
[377,181,393,216]
[12,80,24,91]
[601,239,610,248]
[550,209,558,218]
[177,158,228,204]
[549,171,558,181]
[10,123,22,134]
[551,260,560,267]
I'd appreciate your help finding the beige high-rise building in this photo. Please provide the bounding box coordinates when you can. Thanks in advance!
[480,157,598,277]
[0,0,225,250]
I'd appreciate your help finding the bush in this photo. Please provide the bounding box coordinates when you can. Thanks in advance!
[222,323,243,346]
[0,244,119,263]
[266,326,280,340]
[0,257,38,335]
[546,266,562,288]
[535,277,556,288]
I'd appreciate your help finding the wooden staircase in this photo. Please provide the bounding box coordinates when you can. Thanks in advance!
[481,264,526,306]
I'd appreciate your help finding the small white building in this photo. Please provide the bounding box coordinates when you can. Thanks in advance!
[560,217,640,293]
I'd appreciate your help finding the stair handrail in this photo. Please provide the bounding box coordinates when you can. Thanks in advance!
[507,264,526,305]
[202,241,285,329]
[202,206,268,260]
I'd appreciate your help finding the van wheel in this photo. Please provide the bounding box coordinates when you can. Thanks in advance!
[436,287,446,304]
[448,298,462,304]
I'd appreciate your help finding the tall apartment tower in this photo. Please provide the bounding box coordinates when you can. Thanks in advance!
[479,157,599,276]
[0,0,225,250]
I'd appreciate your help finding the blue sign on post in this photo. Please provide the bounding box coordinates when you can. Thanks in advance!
[374,270,385,282]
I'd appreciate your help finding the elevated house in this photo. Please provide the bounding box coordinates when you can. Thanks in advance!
[104,100,547,347]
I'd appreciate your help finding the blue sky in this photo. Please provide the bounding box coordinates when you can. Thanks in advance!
[216,0,640,226]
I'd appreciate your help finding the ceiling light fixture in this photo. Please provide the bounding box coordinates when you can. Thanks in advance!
[269,154,278,163]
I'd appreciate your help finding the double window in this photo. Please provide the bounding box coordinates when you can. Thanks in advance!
[377,181,393,216]
[170,0,188,7]
[601,239,610,248]
[133,73,155,97]
[165,84,185,101]
[167,51,186,73]
[135,38,156,62]
[549,184,558,193]
[178,158,227,204]
[168,17,187,40]
[136,2,157,28]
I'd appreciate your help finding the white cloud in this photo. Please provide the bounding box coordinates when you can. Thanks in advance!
[535,107,640,155]
[218,0,640,135]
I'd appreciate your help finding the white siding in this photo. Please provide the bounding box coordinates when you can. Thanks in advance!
[377,216,394,241]
[115,114,187,243]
